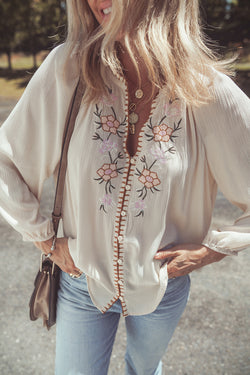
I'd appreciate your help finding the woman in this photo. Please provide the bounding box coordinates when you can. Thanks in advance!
[0,0,249,374]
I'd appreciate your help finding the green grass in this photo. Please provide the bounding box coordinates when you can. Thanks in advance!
[234,62,250,71]
[0,77,27,99]
[0,52,47,70]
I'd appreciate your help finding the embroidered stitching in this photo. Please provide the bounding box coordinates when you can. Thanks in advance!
[93,105,126,212]
[134,100,182,217]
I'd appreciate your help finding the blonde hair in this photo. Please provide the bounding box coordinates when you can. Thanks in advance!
[65,0,233,105]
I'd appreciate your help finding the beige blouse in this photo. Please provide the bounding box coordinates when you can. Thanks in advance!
[0,45,249,316]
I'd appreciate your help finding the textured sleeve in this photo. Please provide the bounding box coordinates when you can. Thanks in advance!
[193,71,250,255]
[0,44,78,241]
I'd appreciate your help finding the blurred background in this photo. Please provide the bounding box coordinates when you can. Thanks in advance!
[0,0,249,99]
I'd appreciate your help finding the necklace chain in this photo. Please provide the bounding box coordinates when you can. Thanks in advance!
[125,75,154,135]
[128,88,145,135]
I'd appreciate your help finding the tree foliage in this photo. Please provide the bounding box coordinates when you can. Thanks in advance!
[201,0,250,48]
[0,0,249,69]
[16,0,66,67]
[0,0,66,69]
[0,0,22,69]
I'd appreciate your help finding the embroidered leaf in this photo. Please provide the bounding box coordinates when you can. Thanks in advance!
[145,134,154,141]
[159,115,167,125]
[149,159,157,170]
[94,104,102,118]
[92,132,103,141]
[167,146,175,154]
[100,204,107,213]
[111,107,117,120]
[135,168,141,176]
[135,210,144,217]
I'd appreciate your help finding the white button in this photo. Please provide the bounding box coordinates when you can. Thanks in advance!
[117,235,123,242]
[125,185,131,191]
[121,210,126,217]
[117,258,123,265]
[118,279,123,285]
[130,158,136,164]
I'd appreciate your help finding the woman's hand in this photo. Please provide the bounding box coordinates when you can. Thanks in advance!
[34,237,81,275]
[154,244,227,279]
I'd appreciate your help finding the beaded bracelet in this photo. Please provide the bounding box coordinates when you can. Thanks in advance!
[45,236,57,258]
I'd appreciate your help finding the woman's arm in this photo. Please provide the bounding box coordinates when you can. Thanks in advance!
[155,71,250,277]
[0,44,78,242]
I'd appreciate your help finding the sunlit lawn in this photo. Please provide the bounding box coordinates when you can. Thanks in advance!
[0,52,46,99]
[0,77,27,99]
[0,52,47,70]
[234,62,250,71]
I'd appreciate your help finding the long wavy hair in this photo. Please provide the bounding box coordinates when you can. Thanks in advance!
[65,0,232,105]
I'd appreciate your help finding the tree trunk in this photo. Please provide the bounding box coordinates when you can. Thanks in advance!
[7,52,12,70]
[33,53,37,69]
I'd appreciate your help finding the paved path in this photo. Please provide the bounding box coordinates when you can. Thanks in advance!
[0,99,249,375]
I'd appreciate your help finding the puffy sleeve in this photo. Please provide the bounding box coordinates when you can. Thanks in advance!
[192,70,250,255]
[0,44,78,241]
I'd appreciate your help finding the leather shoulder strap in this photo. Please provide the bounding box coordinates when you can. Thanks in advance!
[52,79,85,234]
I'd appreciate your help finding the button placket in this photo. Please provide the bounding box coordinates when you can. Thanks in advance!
[113,155,136,314]
[117,258,123,265]
[117,235,123,242]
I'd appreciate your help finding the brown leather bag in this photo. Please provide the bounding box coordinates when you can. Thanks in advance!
[29,255,60,328]
[29,79,84,329]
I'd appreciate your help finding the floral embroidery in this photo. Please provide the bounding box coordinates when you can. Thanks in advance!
[164,98,181,119]
[153,124,173,142]
[95,152,124,196]
[93,104,126,212]
[134,100,182,217]
[133,199,147,217]
[135,156,161,216]
[97,163,118,181]
[101,115,120,134]
[101,87,118,107]
[146,117,182,147]
[98,139,118,154]
[99,194,115,213]
[94,105,126,139]
[138,169,161,189]
[150,145,175,166]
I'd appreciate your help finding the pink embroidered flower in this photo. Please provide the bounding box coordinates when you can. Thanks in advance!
[150,146,168,164]
[101,93,118,106]
[99,139,118,154]
[153,124,173,142]
[97,163,118,181]
[134,199,146,211]
[100,194,114,207]
[101,115,120,134]
[164,100,181,118]
[138,169,161,189]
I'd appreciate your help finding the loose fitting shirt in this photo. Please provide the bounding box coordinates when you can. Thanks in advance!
[0,45,250,316]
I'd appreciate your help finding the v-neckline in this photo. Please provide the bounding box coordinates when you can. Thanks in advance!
[122,79,161,159]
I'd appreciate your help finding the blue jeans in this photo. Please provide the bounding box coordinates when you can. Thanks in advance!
[55,271,190,375]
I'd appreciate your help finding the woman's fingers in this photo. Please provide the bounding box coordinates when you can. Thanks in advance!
[35,237,79,275]
[50,240,76,273]
[154,244,212,278]
[154,249,178,260]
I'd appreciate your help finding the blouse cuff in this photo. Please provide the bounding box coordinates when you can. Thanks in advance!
[201,229,250,255]
[22,219,55,242]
